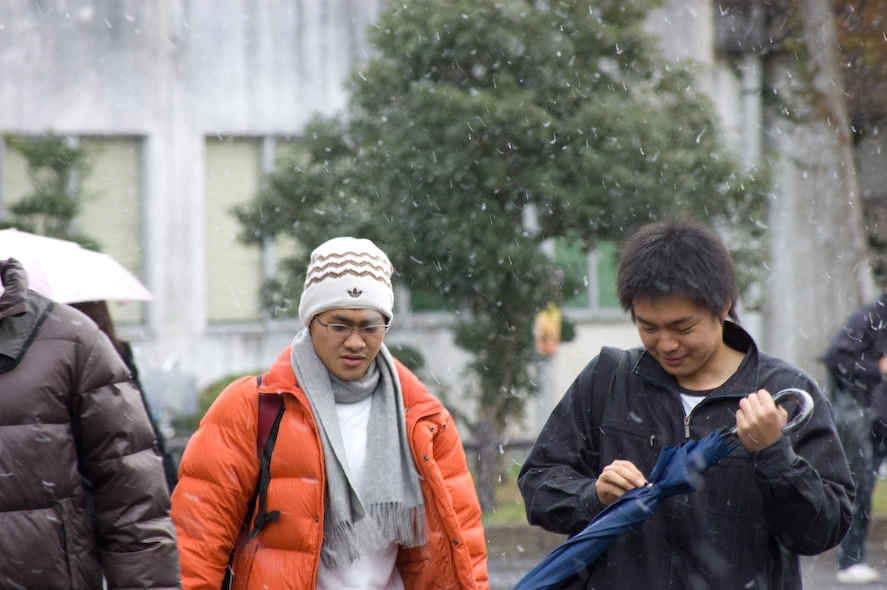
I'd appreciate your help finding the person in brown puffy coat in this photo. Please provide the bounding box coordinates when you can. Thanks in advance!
[70,299,180,493]
[0,257,181,589]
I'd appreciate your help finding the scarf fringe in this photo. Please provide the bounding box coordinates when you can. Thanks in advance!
[321,503,428,567]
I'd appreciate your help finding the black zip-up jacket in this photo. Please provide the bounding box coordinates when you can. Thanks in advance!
[518,322,853,590]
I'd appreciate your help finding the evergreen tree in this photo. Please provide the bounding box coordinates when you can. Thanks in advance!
[237,0,768,509]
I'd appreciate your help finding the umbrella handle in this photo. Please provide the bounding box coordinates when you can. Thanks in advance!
[727,387,815,437]
[773,387,815,435]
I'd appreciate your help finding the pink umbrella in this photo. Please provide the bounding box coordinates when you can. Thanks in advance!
[0,228,153,303]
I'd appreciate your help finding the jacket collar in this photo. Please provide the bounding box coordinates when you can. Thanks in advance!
[633,320,760,397]
[0,258,54,372]
[0,258,30,320]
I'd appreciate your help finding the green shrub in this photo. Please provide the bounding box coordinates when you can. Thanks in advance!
[180,370,266,431]
[387,343,425,372]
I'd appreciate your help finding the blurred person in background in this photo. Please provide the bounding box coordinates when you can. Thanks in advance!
[70,299,179,492]
[822,283,887,585]
[0,257,180,589]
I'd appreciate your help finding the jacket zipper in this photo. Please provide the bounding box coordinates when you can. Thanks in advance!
[682,392,750,440]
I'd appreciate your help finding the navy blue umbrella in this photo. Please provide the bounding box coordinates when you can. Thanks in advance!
[514,388,814,590]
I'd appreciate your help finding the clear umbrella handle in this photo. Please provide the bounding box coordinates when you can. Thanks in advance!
[772,388,815,435]
[727,387,815,436]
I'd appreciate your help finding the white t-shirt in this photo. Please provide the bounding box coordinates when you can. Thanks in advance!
[315,396,405,590]
[680,391,706,415]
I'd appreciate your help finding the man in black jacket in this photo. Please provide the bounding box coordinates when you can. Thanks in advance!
[518,219,853,589]
[823,285,887,584]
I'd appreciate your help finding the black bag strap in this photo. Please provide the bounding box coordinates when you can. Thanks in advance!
[591,346,623,450]
[249,390,285,538]
[223,374,285,587]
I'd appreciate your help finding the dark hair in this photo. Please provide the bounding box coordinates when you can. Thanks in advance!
[69,300,125,357]
[616,219,739,321]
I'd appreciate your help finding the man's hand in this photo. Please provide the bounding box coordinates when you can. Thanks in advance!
[735,388,788,452]
[595,459,647,506]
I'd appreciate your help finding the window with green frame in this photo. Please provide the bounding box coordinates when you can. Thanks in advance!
[205,136,265,322]
[409,288,459,312]
[407,238,620,313]
[554,237,619,310]
[595,240,620,309]
[79,136,147,325]
[1,135,148,325]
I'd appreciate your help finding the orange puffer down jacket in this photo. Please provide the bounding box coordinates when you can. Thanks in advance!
[171,346,489,590]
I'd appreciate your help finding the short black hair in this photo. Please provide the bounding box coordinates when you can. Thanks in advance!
[616,219,738,321]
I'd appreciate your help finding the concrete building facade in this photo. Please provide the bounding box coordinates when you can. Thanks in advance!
[1,1,879,435]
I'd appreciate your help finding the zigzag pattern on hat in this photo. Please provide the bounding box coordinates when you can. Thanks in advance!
[305,268,392,289]
[298,237,395,326]
[305,251,393,289]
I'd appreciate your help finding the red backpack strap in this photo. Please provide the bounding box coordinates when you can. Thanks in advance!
[256,373,280,455]
[250,378,284,537]
[223,374,285,586]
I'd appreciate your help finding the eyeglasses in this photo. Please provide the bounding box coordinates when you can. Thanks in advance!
[314,318,389,339]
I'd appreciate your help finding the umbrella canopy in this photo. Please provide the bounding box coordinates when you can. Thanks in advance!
[0,228,153,303]
[514,388,814,590]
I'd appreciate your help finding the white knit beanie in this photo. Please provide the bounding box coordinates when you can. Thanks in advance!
[298,237,395,327]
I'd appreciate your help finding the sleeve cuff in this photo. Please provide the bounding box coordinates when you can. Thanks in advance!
[750,436,795,476]
[580,480,605,519]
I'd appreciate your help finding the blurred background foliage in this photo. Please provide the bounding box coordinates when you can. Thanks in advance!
[235,0,770,509]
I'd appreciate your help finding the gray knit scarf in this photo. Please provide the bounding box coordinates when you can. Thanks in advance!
[289,330,426,567]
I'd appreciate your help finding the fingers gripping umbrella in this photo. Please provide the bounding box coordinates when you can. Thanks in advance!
[514,388,815,590]
[0,228,153,303]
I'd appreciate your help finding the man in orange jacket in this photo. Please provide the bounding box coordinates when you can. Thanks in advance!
[171,237,489,590]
